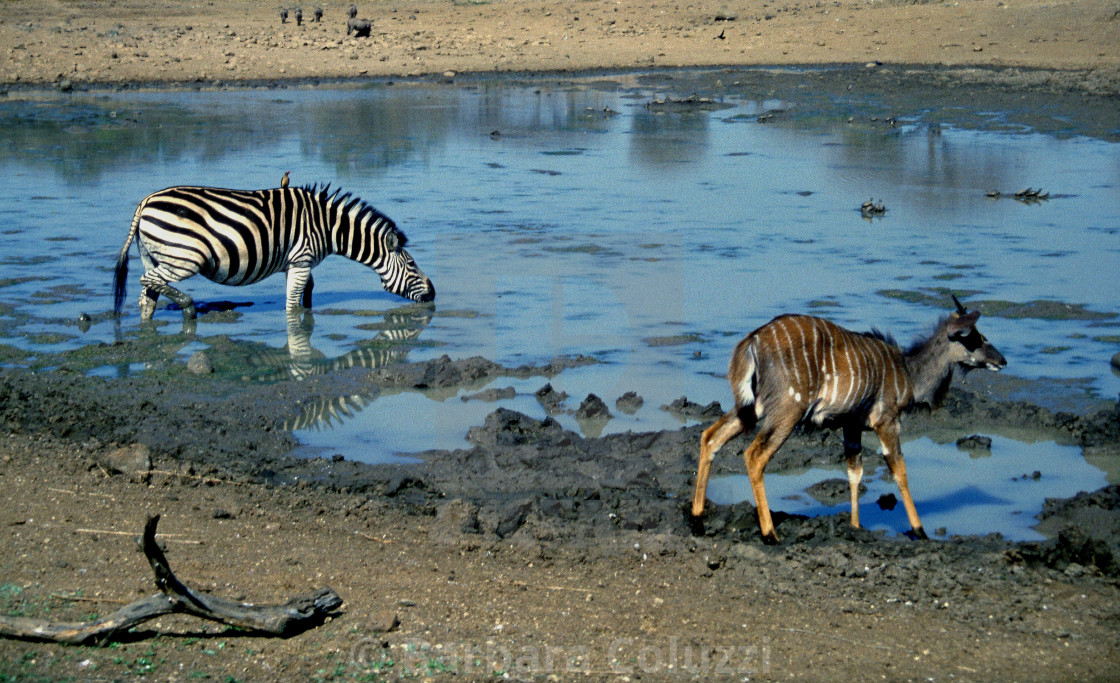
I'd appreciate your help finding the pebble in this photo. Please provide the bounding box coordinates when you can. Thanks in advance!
[956,434,993,452]
[187,350,214,374]
[95,443,152,482]
[370,610,400,632]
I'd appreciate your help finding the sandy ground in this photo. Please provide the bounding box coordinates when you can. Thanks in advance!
[3,1,1120,681]
[1,0,1119,88]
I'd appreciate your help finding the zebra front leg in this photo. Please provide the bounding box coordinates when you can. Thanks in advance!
[286,263,313,315]
[301,274,315,309]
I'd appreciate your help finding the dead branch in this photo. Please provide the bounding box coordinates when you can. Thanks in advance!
[0,514,342,645]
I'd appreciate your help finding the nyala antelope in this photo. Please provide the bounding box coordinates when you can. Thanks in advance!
[691,296,1006,543]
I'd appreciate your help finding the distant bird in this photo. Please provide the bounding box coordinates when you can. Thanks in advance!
[348,4,358,19]
[314,7,323,22]
[279,8,288,23]
[281,171,290,188]
[717,29,725,40]
[860,198,886,217]
[295,7,303,25]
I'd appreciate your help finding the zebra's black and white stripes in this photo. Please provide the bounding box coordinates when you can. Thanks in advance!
[113,184,434,321]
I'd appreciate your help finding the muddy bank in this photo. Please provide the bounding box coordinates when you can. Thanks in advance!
[2,354,1118,574]
[3,353,1120,680]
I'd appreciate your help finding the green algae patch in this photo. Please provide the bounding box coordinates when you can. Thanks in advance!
[643,333,705,347]
[877,289,1115,321]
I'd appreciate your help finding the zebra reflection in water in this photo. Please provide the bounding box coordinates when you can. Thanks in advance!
[243,307,430,378]
[230,307,432,430]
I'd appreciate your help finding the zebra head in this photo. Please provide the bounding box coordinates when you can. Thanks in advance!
[374,224,435,303]
[327,188,435,303]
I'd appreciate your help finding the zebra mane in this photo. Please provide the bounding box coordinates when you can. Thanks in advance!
[302,183,408,246]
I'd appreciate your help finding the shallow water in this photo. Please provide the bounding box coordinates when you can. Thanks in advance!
[706,435,1107,542]
[1,72,1118,535]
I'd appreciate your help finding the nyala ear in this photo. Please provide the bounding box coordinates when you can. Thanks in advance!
[948,310,980,336]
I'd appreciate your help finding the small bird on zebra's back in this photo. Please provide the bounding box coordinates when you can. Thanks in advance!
[113,184,435,323]
[281,170,290,188]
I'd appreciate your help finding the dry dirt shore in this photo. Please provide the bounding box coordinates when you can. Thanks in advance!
[1,0,1119,91]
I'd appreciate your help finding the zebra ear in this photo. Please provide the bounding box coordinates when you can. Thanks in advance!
[385,231,400,251]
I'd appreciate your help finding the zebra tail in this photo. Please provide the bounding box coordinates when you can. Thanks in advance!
[113,202,144,316]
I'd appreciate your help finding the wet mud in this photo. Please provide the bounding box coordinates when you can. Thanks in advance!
[3,352,1118,582]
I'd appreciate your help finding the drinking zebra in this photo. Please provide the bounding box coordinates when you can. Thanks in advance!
[113,184,435,321]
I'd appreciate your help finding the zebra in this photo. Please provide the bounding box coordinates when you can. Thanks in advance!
[113,184,435,322]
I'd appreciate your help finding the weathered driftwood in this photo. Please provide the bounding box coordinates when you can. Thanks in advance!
[0,515,342,645]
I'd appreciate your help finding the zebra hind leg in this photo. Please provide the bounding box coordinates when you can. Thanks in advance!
[138,287,159,322]
[139,270,197,321]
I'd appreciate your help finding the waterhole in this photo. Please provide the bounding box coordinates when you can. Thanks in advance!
[1,70,1117,537]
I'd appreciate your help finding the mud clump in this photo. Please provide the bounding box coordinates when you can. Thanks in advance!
[615,391,644,414]
[1028,484,1120,577]
[806,478,863,506]
[465,408,571,449]
[461,386,516,402]
[574,393,611,420]
[534,383,567,414]
[956,434,993,452]
[661,395,723,420]
[369,355,504,389]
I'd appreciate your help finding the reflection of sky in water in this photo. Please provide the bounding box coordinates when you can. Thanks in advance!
[705,436,1107,541]
[1,80,1118,449]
